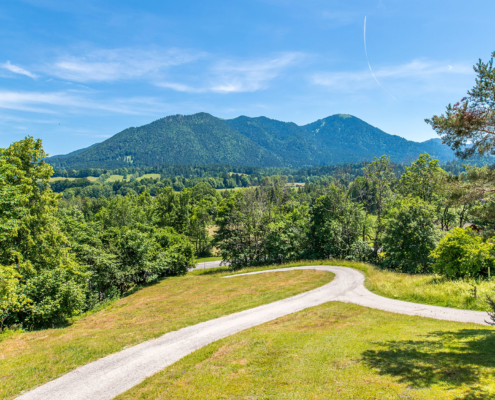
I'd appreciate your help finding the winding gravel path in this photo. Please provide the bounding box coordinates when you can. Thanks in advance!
[16,266,489,400]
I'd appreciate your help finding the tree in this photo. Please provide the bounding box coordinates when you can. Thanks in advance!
[364,156,395,259]
[0,156,27,242]
[382,196,441,273]
[265,202,309,264]
[426,51,495,158]
[215,189,272,269]
[309,185,370,260]
[0,137,86,329]
[399,154,445,203]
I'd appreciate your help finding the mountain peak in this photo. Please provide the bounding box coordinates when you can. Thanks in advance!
[47,112,454,170]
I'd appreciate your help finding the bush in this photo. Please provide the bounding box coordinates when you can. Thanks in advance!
[431,227,494,279]
[382,196,441,273]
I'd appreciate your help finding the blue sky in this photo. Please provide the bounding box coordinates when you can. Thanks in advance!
[0,0,494,156]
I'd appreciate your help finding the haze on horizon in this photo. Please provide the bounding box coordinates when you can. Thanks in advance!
[0,0,493,156]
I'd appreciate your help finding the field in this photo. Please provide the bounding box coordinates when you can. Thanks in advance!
[0,269,332,400]
[105,174,126,182]
[116,302,495,400]
[49,176,98,182]
[136,173,161,181]
[2,260,495,399]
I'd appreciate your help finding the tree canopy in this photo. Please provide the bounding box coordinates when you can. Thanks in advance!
[427,51,495,158]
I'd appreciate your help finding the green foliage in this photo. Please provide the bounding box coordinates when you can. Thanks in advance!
[431,227,495,279]
[0,157,27,242]
[0,266,30,331]
[364,156,395,259]
[309,185,371,260]
[382,196,441,273]
[426,51,495,159]
[265,202,310,264]
[215,189,273,269]
[0,137,87,329]
[399,154,445,202]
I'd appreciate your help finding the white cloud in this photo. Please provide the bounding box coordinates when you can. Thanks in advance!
[1,61,38,79]
[0,90,171,116]
[211,53,302,93]
[47,48,205,82]
[156,82,207,93]
[158,52,303,94]
[311,59,473,92]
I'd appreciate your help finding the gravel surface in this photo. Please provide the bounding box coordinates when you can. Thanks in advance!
[16,266,490,400]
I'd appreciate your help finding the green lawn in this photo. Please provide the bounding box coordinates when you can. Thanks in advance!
[116,302,495,400]
[0,269,332,400]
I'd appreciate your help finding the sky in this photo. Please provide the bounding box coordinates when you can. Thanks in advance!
[0,0,494,156]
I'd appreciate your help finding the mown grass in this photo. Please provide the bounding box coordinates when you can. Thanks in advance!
[0,269,333,400]
[219,259,495,312]
[116,302,495,400]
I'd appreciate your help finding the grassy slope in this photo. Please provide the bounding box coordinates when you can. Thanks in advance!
[3,260,494,399]
[0,269,332,400]
[116,302,495,400]
[260,260,495,312]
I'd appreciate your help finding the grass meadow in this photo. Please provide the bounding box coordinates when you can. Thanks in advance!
[116,301,495,400]
[0,269,332,400]
[2,260,495,399]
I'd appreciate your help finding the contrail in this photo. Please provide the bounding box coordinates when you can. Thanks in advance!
[364,16,396,101]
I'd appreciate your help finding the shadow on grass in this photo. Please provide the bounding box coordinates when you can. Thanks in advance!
[362,329,495,398]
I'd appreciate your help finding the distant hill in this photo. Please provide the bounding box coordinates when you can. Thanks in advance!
[47,112,455,169]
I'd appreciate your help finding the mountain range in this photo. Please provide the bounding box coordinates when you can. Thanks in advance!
[47,113,454,169]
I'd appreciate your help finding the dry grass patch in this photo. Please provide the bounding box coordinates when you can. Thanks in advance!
[0,269,333,400]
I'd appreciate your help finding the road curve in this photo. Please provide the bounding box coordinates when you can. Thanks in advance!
[16,266,489,400]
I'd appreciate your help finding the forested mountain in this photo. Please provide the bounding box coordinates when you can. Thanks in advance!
[49,113,284,169]
[223,116,320,167]
[47,112,454,169]
[301,114,454,164]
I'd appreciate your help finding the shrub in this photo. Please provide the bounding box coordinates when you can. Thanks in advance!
[430,227,494,279]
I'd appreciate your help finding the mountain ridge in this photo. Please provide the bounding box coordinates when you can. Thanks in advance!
[47,112,454,169]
